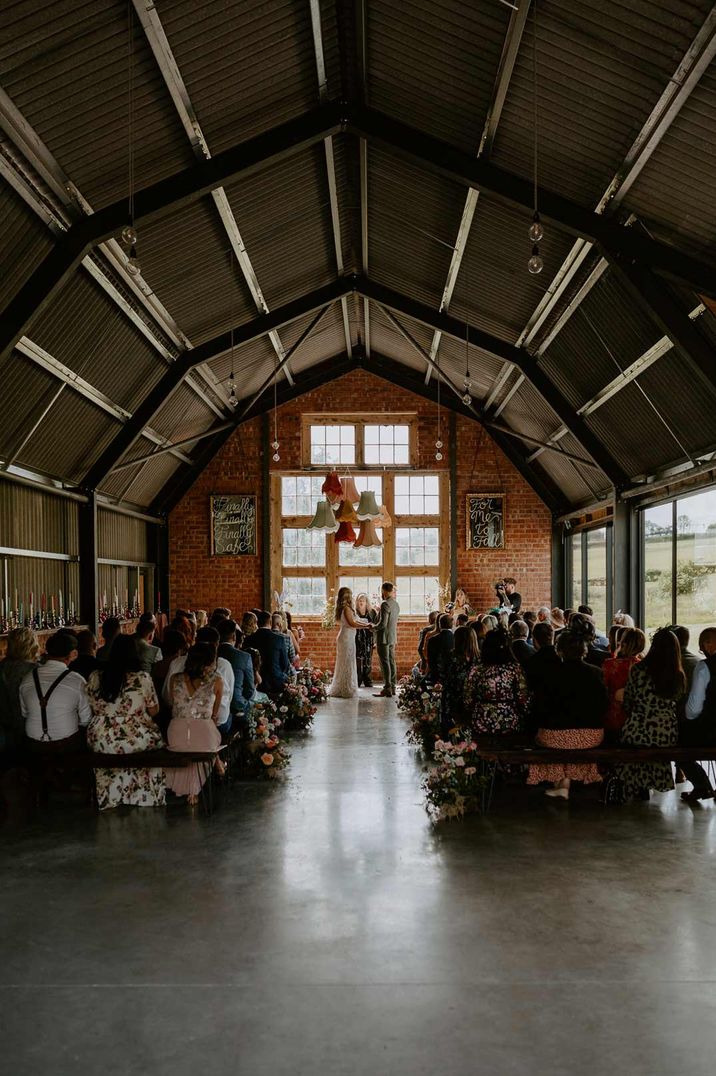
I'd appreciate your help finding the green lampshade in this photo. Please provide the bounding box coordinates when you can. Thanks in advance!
[356,490,380,520]
[306,499,339,532]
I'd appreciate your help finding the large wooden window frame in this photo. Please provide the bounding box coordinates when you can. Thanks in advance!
[301,413,419,468]
[270,470,450,620]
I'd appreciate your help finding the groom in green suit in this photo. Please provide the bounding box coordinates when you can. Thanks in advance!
[373,582,400,698]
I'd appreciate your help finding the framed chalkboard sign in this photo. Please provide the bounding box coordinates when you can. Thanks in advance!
[210,495,257,556]
[466,493,505,550]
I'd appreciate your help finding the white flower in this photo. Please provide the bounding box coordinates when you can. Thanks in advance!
[454,757,465,767]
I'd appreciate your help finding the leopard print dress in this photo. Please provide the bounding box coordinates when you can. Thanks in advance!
[613,662,678,799]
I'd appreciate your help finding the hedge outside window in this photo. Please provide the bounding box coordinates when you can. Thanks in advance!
[271,470,449,618]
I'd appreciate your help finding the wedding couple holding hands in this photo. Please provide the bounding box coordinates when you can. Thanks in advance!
[329,583,400,700]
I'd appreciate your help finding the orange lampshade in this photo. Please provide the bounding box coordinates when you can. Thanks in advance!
[341,476,361,505]
[376,505,392,528]
[322,471,343,503]
[334,499,359,523]
[354,519,382,547]
[334,521,357,544]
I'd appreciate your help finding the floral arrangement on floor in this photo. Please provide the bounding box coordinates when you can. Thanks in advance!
[397,676,442,754]
[423,739,488,821]
[276,682,318,732]
[296,661,332,704]
[241,700,291,779]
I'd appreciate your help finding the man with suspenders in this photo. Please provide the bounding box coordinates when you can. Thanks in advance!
[20,632,91,752]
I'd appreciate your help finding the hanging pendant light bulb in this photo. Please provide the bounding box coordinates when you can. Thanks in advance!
[126,245,141,276]
[527,1,545,277]
[529,211,544,243]
[528,244,544,275]
[272,370,280,461]
[121,223,137,247]
[120,5,140,274]
[435,353,443,460]
[462,322,473,408]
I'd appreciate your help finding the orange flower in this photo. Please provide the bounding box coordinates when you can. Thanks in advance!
[261,753,274,766]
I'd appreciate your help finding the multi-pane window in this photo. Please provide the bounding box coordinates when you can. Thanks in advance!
[338,577,383,605]
[281,476,325,516]
[282,529,326,568]
[400,576,441,616]
[395,527,439,567]
[281,576,327,616]
[339,532,384,567]
[364,424,410,465]
[394,475,439,516]
[567,525,612,633]
[309,424,356,466]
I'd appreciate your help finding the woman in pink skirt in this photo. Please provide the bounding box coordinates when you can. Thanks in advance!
[166,642,222,805]
[527,627,609,800]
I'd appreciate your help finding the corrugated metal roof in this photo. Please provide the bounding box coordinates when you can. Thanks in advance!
[0,0,194,208]
[14,388,122,483]
[537,448,606,504]
[0,351,59,459]
[0,182,56,312]
[116,450,183,508]
[622,66,716,259]
[150,381,217,443]
[585,380,689,477]
[490,0,714,206]
[158,0,320,154]
[367,0,511,152]
[368,146,467,310]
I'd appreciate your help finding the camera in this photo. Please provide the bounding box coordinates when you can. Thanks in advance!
[494,581,505,591]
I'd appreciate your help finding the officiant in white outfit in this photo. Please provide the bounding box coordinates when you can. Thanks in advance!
[328,588,373,698]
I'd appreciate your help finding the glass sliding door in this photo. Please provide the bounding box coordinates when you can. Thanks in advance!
[675,488,716,638]
[643,503,674,632]
[586,527,608,633]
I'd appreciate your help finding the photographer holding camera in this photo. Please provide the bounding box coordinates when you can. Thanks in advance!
[495,577,521,614]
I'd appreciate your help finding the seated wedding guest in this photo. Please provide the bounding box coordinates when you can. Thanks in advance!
[285,611,303,662]
[455,613,469,628]
[608,624,626,656]
[536,606,551,624]
[241,611,258,639]
[466,628,529,735]
[509,620,534,670]
[526,629,608,800]
[678,627,716,802]
[134,613,163,673]
[426,613,455,684]
[209,607,231,629]
[570,613,609,669]
[564,609,574,625]
[162,626,234,736]
[603,628,645,742]
[252,611,290,695]
[86,634,164,810]
[70,630,99,681]
[418,611,439,672]
[578,605,609,650]
[440,625,480,736]
[669,625,700,692]
[272,611,297,666]
[170,614,194,648]
[96,617,120,664]
[151,629,187,736]
[612,611,635,629]
[165,643,223,805]
[524,622,561,734]
[472,614,498,653]
[522,610,537,639]
[355,593,378,687]
[452,588,473,617]
[550,608,566,635]
[195,610,208,630]
[20,631,90,752]
[0,626,40,753]
[217,619,255,726]
[612,628,685,802]
[248,650,270,703]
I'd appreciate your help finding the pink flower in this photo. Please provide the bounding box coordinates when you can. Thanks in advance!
[464,767,476,776]
[454,757,465,767]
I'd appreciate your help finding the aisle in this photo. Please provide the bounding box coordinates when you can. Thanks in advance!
[3,690,716,1074]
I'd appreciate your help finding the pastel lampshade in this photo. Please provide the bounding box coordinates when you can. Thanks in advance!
[354,519,382,547]
[307,499,339,532]
[322,471,343,503]
[334,521,357,544]
[335,499,359,523]
[356,490,380,520]
[341,476,361,505]
[376,505,392,528]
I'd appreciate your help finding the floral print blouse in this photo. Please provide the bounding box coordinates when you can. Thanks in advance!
[465,661,530,735]
[86,670,163,754]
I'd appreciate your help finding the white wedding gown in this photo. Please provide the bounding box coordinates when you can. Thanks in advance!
[329,610,366,698]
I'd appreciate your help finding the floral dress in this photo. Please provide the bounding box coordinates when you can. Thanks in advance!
[613,662,678,799]
[465,661,530,734]
[440,655,475,736]
[87,671,165,810]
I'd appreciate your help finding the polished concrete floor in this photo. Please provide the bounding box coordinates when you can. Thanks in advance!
[3,690,716,1074]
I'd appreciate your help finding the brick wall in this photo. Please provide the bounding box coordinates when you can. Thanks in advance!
[169,370,552,676]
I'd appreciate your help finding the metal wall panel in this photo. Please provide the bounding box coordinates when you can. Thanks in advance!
[0,0,194,209]
[0,479,79,553]
[97,507,149,561]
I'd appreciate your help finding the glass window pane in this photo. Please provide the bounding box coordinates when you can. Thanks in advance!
[397,576,440,616]
[325,425,339,444]
[394,444,409,464]
[644,503,673,633]
[570,535,582,608]
[339,530,384,567]
[365,444,379,464]
[364,425,378,444]
[395,477,409,497]
[424,476,439,495]
[675,489,716,639]
[586,528,608,633]
[282,529,325,568]
[282,577,326,616]
[338,577,383,606]
[395,425,409,443]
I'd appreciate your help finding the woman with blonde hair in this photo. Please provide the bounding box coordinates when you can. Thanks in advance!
[195,610,208,630]
[328,588,372,698]
[241,611,258,638]
[452,588,473,617]
[0,627,40,750]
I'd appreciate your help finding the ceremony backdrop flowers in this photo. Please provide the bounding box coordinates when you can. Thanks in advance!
[423,740,488,821]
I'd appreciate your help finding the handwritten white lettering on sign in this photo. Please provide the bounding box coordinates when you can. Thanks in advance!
[466,494,505,550]
[211,495,256,556]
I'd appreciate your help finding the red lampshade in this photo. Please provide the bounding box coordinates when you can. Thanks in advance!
[322,471,343,503]
[334,521,357,544]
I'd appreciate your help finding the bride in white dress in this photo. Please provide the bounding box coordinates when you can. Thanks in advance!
[329,587,372,698]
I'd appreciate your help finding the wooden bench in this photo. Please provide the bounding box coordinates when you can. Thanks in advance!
[25,746,228,814]
[471,736,716,812]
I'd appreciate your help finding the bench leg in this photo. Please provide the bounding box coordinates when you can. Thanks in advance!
[479,760,497,813]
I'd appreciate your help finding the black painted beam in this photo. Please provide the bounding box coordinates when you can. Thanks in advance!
[0,104,344,364]
[356,276,628,488]
[84,279,353,490]
[347,105,716,299]
[78,490,99,634]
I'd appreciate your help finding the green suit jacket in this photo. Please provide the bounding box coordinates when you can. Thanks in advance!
[374,598,400,646]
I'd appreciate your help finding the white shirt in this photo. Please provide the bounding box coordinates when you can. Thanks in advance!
[686,660,710,720]
[162,654,234,726]
[20,660,92,741]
